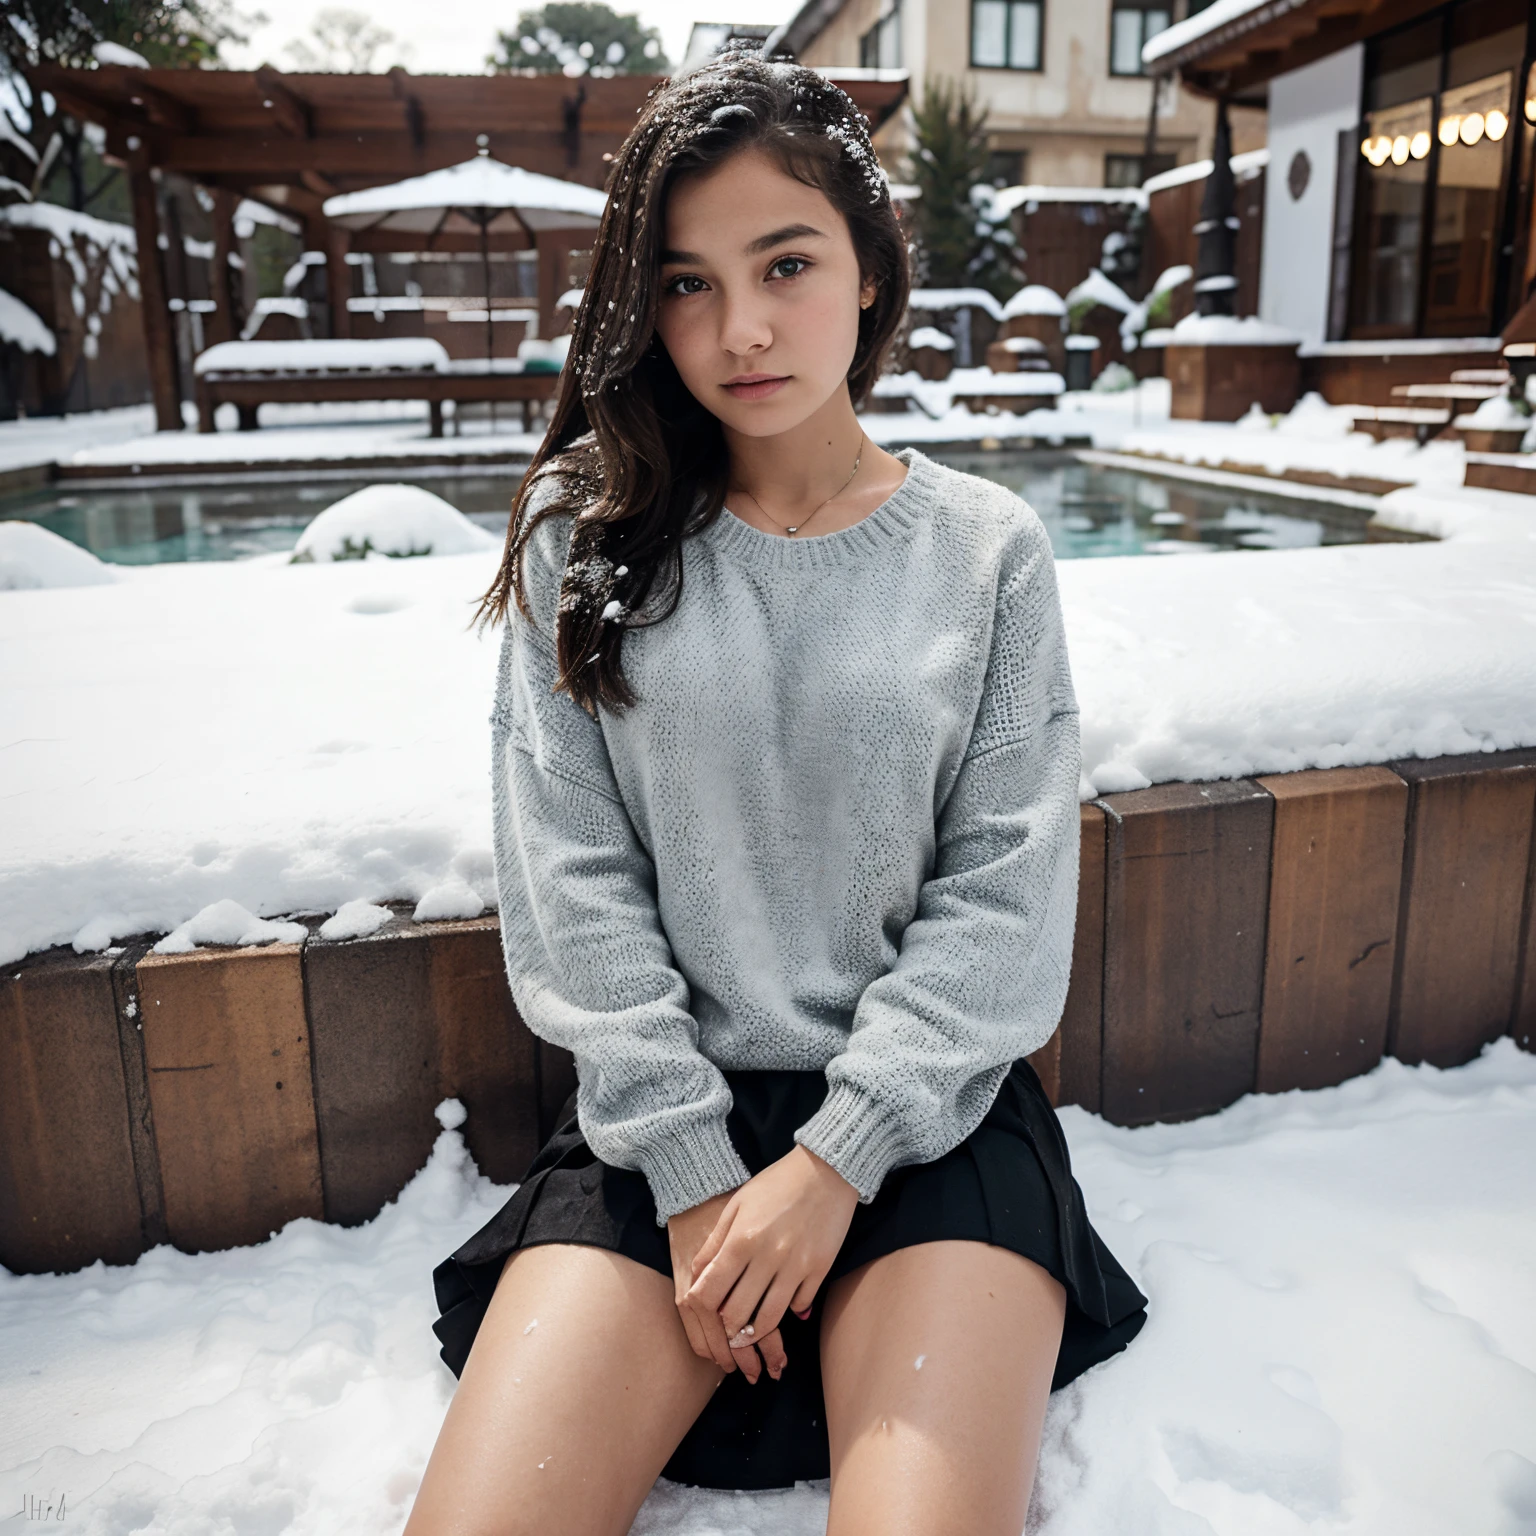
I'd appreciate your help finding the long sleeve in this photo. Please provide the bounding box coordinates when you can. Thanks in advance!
[792,518,1082,1204]
[490,493,752,1226]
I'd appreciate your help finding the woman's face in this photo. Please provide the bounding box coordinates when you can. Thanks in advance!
[653,145,875,439]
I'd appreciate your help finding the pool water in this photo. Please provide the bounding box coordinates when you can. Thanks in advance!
[3,453,1373,565]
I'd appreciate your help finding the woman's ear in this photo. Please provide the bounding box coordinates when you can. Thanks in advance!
[859,275,877,311]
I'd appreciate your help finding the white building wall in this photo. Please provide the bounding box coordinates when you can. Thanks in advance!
[1259,46,1363,346]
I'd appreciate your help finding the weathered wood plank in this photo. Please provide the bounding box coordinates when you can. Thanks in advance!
[1053,802,1106,1112]
[1388,748,1536,1066]
[1254,766,1407,1092]
[0,946,145,1274]
[136,944,324,1252]
[425,916,542,1183]
[303,911,440,1227]
[109,937,168,1254]
[1100,779,1274,1125]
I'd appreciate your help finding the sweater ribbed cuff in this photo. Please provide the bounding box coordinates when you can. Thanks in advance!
[792,1081,907,1206]
[639,1116,754,1228]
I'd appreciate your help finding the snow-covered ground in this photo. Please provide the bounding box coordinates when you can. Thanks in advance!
[2,1040,1532,1535]
[0,404,158,475]
[3,472,1535,962]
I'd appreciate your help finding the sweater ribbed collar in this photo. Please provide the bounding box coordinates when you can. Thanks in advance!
[703,445,929,569]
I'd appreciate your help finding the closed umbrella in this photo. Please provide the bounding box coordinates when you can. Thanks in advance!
[323,152,606,364]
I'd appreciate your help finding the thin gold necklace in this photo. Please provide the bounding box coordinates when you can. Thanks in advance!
[731,435,866,537]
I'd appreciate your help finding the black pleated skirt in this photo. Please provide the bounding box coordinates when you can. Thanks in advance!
[431,1056,1148,1491]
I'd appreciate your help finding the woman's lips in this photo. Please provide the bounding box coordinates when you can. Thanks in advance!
[723,374,790,401]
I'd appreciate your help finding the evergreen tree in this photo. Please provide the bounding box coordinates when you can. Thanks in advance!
[489,3,669,77]
[906,75,1019,298]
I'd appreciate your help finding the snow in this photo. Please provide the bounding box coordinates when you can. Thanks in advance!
[1003,284,1068,319]
[992,185,1149,215]
[1141,148,1270,196]
[1065,335,1101,351]
[0,403,157,475]
[240,295,309,341]
[1370,483,1536,544]
[194,339,450,376]
[0,200,137,252]
[317,898,395,941]
[1300,338,1505,359]
[322,158,606,229]
[92,39,150,66]
[5,400,1535,959]
[1,1040,1533,1533]
[1455,394,1530,430]
[150,899,309,954]
[517,335,571,369]
[1066,270,1138,317]
[0,521,118,590]
[907,325,954,351]
[1167,313,1301,347]
[289,484,501,563]
[0,287,56,355]
[906,288,1006,322]
[1142,0,1270,67]
[556,288,584,311]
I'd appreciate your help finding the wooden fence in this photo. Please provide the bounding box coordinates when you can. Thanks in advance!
[4,748,1533,1276]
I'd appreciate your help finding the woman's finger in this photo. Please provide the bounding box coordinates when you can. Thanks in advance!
[684,1288,742,1373]
[736,1268,802,1352]
[675,1296,717,1365]
[711,1252,777,1345]
[753,1325,787,1379]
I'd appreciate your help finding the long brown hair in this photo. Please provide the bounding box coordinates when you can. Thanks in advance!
[470,46,911,717]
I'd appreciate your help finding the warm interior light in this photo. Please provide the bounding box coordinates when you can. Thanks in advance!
[1409,130,1431,159]
[1391,134,1410,164]
[1527,95,1536,125]
[1438,115,1460,145]
[1485,108,1508,141]
[1459,111,1485,145]
[1369,136,1392,166]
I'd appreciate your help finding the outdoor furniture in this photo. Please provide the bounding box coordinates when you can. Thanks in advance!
[192,339,560,434]
[1342,404,1453,445]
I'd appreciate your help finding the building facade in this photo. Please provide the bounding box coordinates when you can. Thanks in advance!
[1150,0,1536,347]
[770,0,1263,188]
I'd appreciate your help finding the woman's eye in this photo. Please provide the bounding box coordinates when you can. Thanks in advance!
[665,273,707,296]
[768,256,809,280]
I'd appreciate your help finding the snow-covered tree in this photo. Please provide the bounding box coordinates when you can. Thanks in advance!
[488,3,668,77]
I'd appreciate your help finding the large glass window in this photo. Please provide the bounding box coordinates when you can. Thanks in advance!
[1347,0,1528,338]
[971,0,1043,70]
[1110,0,1171,77]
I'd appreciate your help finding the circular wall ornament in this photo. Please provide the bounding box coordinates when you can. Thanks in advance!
[1287,149,1312,201]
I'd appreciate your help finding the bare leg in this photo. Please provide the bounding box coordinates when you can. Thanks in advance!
[819,1240,1067,1536]
[404,1243,725,1536]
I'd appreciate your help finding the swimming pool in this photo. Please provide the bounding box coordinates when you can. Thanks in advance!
[3,451,1376,565]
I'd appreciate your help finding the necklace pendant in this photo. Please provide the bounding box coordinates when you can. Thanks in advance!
[785,525,799,535]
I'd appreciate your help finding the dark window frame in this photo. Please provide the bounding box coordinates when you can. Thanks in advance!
[859,4,902,69]
[969,0,1046,73]
[1108,0,1172,78]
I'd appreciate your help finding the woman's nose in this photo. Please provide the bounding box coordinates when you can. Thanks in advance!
[717,289,773,357]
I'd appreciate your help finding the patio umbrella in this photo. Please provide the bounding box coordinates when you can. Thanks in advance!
[322,153,607,363]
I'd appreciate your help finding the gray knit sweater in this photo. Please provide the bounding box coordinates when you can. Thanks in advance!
[490,445,1082,1227]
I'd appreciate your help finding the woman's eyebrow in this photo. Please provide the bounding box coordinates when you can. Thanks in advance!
[744,223,826,254]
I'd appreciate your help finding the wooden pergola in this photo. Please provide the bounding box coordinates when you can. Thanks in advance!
[35,64,909,430]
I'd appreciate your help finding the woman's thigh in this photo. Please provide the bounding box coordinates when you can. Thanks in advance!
[404,1242,725,1536]
[819,1239,1067,1536]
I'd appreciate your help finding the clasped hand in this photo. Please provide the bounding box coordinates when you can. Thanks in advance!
[666,1144,859,1384]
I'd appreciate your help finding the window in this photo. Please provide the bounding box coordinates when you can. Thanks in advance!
[984,149,1029,187]
[1110,0,1170,76]
[971,0,1042,70]
[1104,151,1176,186]
[859,5,901,68]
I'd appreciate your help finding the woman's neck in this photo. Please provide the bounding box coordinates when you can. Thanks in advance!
[722,386,906,538]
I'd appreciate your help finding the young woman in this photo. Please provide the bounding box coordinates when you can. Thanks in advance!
[410,49,1146,1536]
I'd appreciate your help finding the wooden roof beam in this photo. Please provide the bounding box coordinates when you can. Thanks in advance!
[124,80,195,134]
[254,67,314,139]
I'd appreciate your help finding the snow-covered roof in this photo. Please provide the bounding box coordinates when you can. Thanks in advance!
[193,338,451,376]
[322,158,607,234]
[0,289,56,356]
[1002,284,1067,318]
[1141,0,1278,69]
[907,288,1005,321]
[1143,148,1270,196]
[992,185,1148,216]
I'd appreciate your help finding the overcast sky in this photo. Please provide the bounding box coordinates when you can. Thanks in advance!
[223,0,799,77]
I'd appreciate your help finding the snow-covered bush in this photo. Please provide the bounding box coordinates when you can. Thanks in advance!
[289,485,500,564]
[1092,361,1136,393]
